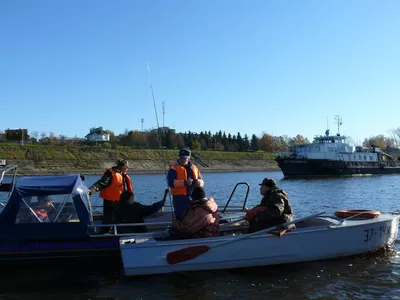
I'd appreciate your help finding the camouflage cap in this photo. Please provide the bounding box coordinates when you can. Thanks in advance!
[117,159,129,168]
[259,178,276,187]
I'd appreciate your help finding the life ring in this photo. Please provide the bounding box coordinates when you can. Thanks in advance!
[334,209,380,219]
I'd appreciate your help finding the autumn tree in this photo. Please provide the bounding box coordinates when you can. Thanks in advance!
[362,134,395,149]
[49,132,57,145]
[389,128,400,147]
[273,136,287,151]
[258,134,274,151]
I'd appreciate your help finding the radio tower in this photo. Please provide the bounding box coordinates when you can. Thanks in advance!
[141,118,144,132]
[162,102,165,128]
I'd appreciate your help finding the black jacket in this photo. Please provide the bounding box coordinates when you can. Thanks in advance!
[112,200,164,233]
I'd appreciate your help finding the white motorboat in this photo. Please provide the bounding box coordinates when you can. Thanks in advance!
[120,211,400,276]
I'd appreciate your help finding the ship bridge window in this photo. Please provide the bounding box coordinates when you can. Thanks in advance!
[364,155,367,160]
[370,156,373,160]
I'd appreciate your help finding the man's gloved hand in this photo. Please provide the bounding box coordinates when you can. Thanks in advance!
[244,206,267,221]
[184,178,194,186]
[161,188,168,206]
[193,179,204,187]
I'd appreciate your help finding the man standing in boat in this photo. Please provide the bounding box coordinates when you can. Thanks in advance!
[245,178,295,232]
[167,148,204,220]
[88,159,133,232]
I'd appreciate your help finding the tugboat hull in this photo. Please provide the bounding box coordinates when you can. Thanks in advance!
[276,158,400,178]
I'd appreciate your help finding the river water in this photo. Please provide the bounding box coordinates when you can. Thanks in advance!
[1,171,399,299]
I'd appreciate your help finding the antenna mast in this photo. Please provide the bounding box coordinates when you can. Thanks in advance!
[334,115,343,135]
[162,102,165,128]
[141,118,144,132]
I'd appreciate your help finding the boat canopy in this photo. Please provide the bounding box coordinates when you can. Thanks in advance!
[0,174,92,227]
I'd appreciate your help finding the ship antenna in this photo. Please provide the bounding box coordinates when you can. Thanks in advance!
[334,115,343,135]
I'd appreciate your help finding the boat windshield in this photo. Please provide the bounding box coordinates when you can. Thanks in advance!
[15,193,80,224]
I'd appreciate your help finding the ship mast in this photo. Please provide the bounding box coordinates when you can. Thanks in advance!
[334,115,343,136]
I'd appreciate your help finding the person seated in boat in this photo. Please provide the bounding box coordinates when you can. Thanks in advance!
[112,190,166,233]
[171,186,220,238]
[245,178,295,233]
[30,195,57,223]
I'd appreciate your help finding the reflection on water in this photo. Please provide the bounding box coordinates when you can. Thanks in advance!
[0,171,399,299]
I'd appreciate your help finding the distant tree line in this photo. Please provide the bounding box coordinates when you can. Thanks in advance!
[2,127,400,152]
[113,129,309,152]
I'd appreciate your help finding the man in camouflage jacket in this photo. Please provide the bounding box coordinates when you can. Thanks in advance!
[245,178,295,233]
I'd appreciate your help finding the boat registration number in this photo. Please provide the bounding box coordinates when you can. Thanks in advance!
[363,225,390,242]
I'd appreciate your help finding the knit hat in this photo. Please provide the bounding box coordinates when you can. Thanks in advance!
[191,187,206,200]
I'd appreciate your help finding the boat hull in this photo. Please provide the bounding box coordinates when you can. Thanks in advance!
[276,157,400,178]
[120,214,399,276]
[0,236,122,269]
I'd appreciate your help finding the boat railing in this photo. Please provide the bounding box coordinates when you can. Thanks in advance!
[0,163,18,202]
[87,214,248,238]
[221,182,250,213]
[87,221,172,238]
[90,204,246,213]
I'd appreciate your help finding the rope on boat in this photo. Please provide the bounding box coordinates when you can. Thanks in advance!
[146,62,174,218]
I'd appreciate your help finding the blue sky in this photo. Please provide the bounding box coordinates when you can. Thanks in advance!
[1,1,399,143]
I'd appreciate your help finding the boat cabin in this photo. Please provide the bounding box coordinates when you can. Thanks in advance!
[283,130,389,163]
[291,130,355,160]
[0,174,93,241]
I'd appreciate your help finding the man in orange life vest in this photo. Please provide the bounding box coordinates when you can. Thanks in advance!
[88,159,133,230]
[167,148,204,220]
[31,195,56,223]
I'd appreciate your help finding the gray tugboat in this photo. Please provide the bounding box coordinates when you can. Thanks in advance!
[275,116,400,178]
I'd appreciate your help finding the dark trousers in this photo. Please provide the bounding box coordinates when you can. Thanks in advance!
[101,199,118,234]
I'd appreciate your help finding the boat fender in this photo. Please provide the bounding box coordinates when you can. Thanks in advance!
[334,209,380,219]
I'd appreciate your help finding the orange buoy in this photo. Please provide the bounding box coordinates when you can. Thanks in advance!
[334,209,381,219]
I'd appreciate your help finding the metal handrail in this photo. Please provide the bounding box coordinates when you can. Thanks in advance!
[91,206,247,212]
[87,221,172,237]
[88,221,172,228]
[0,164,18,200]
[222,182,250,213]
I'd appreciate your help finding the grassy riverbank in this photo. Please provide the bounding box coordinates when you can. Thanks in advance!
[0,144,280,175]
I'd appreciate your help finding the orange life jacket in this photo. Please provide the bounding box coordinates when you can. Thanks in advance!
[169,163,200,196]
[30,209,48,222]
[99,168,133,201]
